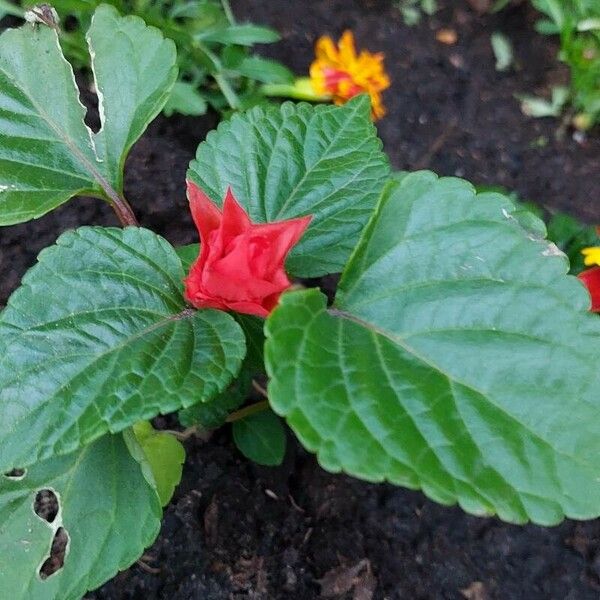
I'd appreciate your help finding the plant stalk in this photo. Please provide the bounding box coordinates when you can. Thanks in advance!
[226,399,269,423]
[109,193,140,227]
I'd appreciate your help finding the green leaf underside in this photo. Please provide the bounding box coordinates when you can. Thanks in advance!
[133,421,185,506]
[0,227,245,472]
[187,95,390,277]
[266,172,600,525]
[0,433,161,600]
[0,5,177,225]
[232,410,287,466]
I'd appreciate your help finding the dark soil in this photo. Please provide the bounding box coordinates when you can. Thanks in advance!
[2,0,600,599]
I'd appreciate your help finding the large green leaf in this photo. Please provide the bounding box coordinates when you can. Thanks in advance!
[0,226,245,472]
[265,172,600,525]
[0,21,99,224]
[0,5,177,225]
[187,96,390,277]
[0,433,161,600]
[88,5,177,191]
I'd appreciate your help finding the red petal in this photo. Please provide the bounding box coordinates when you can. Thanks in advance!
[186,180,222,243]
[579,267,600,312]
[220,187,251,240]
[222,300,270,318]
[252,215,312,272]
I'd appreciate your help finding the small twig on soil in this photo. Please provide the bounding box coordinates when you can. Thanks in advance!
[164,425,199,441]
[137,555,161,574]
[226,399,269,423]
[251,380,269,398]
[414,120,457,170]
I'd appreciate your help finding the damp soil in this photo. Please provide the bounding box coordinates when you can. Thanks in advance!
[2,0,600,598]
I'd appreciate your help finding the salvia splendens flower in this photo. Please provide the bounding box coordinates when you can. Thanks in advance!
[579,267,600,312]
[310,30,390,120]
[184,181,311,318]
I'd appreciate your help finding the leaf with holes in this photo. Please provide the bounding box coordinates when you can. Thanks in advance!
[0,433,161,600]
[0,5,177,225]
[87,6,177,191]
[232,410,287,466]
[187,95,390,277]
[265,172,600,526]
[133,421,185,506]
[0,226,245,473]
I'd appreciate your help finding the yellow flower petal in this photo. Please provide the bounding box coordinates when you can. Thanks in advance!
[582,246,600,267]
[338,30,357,65]
[309,30,390,120]
[315,35,339,63]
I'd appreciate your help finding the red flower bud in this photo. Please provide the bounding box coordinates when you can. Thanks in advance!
[184,181,311,318]
[579,267,600,312]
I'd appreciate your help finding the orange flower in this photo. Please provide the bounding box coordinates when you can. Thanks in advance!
[310,31,390,120]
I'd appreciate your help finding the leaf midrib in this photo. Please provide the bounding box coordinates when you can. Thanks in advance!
[272,100,365,219]
[1,309,196,454]
[0,31,118,201]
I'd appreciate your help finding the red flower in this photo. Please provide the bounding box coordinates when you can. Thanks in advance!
[184,181,311,318]
[579,267,600,312]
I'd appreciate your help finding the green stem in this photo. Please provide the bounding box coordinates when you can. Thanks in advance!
[221,0,236,25]
[261,78,331,102]
[214,72,241,109]
[193,38,241,110]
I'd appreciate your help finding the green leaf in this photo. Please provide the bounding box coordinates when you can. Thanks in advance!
[491,32,514,71]
[265,172,600,525]
[179,365,252,429]
[0,0,24,19]
[163,81,208,117]
[0,433,161,600]
[0,22,101,225]
[0,6,177,225]
[87,5,178,192]
[187,96,390,277]
[516,86,570,118]
[175,242,200,272]
[232,410,286,466]
[0,226,245,472]
[133,421,185,506]
[197,24,280,46]
[546,213,600,274]
[235,56,294,84]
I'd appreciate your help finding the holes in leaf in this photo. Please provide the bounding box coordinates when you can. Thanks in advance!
[33,489,70,579]
[3,467,26,480]
[39,527,69,579]
[34,489,59,523]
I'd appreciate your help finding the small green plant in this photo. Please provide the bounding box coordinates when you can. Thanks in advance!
[509,0,600,128]
[7,0,293,116]
[395,0,438,25]
[1,6,600,599]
